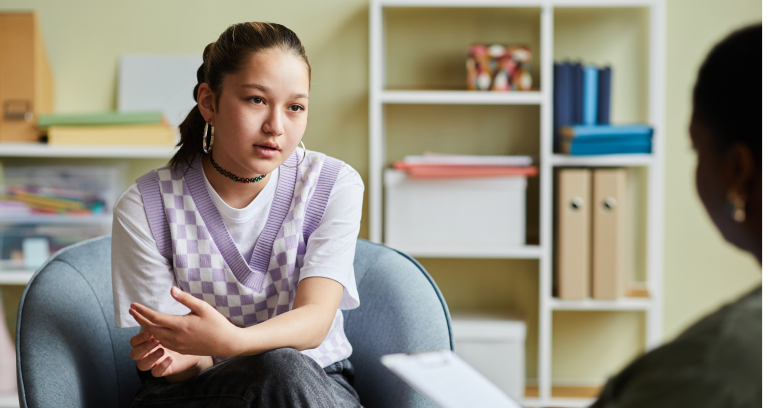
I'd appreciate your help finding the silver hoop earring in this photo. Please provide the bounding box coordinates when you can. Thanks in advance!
[282,141,307,168]
[202,123,214,154]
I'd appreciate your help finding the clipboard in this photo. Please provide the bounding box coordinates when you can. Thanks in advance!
[381,350,523,408]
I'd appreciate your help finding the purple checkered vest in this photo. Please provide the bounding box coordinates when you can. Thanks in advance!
[135,150,353,367]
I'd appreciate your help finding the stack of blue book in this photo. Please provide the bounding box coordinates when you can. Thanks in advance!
[553,61,654,155]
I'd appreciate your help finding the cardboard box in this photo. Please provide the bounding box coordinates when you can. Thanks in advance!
[0,11,54,142]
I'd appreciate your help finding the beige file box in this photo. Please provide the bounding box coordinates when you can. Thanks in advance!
[0,11,54,142]
[592,169,627,299]
[555,169,592,300]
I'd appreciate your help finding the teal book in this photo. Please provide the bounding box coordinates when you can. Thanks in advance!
[582,65,598,125]
[37,111,164,129]
[560,124,653,139]
[565,139,652,155]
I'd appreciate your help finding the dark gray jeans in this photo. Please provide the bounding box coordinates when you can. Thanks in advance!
[131,348,362,408]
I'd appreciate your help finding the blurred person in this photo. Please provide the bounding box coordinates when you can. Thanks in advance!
[111,22,364,407]
[591,24,761,408]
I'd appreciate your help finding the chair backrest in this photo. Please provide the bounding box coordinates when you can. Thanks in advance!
[16,236,141,408]
[17,237,453,408]
[345,239,454,408]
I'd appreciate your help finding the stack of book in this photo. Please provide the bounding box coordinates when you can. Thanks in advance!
[393,153,538,179]
[553,61,653,155]
[37,111,175,146]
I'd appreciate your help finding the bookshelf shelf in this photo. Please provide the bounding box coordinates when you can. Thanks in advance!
[0,271,34,285]
[0,143,176,158]
[550,297,653,311]
[550,153,654,167]
[370,0,665,406]
[521,396,596,408]
[386,243,542,259]
[380,90,543,105]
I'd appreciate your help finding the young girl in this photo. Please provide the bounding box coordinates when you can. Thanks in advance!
[111,22,364,407]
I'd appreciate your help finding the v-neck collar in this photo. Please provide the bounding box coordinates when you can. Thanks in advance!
[183,153,298,291]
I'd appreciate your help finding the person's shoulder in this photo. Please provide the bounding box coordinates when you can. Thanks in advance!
[598,286,762,407]
[677,285,761,347]
[305,150,364,190]
[113,182,145,220]
[698,286,761,371]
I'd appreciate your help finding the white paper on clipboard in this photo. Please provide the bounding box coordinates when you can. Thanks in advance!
[381,350,522,408]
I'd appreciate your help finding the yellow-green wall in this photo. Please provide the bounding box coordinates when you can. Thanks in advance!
[0,0,761,385]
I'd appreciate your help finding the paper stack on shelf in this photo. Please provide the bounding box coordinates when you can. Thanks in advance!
[37,111,176,146]
[393,153,538,179]
[553,60,653,155]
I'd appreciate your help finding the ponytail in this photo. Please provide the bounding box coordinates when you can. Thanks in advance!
[168,22,309,170]
[169,44,213,170]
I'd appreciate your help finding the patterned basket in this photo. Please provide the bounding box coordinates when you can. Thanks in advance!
[466,44,533,91]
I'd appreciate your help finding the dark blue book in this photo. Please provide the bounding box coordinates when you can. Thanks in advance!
[597,66,612,124]
[583,65,598,125]
[554,63,573,151]
[565,139,652,155]
[560,124,653,139]
[571,62,584,125]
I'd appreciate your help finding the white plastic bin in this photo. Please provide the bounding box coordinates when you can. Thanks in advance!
[452,314,527,401]
[384,169,527,249]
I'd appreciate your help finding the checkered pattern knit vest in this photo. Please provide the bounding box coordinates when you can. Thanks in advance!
[135,150,353,367]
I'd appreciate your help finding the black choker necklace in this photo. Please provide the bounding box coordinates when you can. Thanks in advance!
[210,154,266,184]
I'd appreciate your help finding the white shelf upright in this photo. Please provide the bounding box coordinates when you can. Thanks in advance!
[368,0,665,406]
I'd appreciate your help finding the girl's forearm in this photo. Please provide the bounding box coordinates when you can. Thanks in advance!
[233,303,333,356]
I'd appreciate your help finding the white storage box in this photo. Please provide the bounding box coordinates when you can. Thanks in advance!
[384,169,527,250]
[452,314,527,401]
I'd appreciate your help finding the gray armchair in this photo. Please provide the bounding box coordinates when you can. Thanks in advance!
[16,236,453,408]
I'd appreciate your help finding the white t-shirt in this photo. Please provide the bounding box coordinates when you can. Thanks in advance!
[111,158,363,328]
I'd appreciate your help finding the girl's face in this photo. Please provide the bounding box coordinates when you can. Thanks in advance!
[207,48,309,176]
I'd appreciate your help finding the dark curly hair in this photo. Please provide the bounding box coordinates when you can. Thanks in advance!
[692,24,761,161]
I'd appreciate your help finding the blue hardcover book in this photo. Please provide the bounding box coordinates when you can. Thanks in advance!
[597,67,612,124]
[567,139,652,155]
[554,63,573,150]
[583,65,598,125]
[560,124,654,139]
[571,62,584,124]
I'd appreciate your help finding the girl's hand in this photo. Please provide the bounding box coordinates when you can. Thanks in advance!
[129,331,208,382]
[128,287,243,358]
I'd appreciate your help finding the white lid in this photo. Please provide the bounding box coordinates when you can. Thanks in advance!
[451,314,527,341]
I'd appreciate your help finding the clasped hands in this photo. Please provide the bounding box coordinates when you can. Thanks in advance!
[128,286,243,380]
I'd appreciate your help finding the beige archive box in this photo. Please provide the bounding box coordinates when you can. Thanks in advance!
[592,168,627,300]
[0,11,54,142]
[555,169,592,300]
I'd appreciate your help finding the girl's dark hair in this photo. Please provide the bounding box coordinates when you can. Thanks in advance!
[692,24,761,161]
[169,22,310,169]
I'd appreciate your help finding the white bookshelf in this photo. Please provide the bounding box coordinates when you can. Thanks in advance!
[369,0,665,406]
